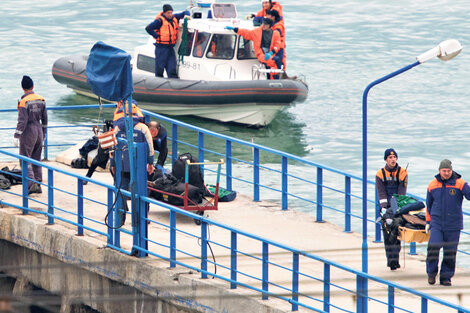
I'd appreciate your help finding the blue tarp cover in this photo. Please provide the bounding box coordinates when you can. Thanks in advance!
[86,41,134,101]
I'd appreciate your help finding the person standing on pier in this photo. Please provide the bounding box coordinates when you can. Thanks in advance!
[425,159,470,286]
[13,75,48,194]
[375,148,408,270]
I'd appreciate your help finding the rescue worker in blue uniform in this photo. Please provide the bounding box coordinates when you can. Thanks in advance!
[145,4,189,78]
[425,159,470,286]
[110,102,154,223]
[14,75,48,194]
[375,148,408,270]
[147,121,168,167]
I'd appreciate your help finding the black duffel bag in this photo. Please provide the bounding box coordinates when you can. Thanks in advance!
[149,173,202,206]
[1,166,22,185]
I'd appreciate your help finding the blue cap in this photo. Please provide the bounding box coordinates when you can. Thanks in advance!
[384,148,398,160]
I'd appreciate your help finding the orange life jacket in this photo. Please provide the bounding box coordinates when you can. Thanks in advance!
[113,103,144,122]
[272,22,285,49]
[154,13,179,45]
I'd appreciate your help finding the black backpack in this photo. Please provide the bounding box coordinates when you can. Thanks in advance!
[172,153,205,192]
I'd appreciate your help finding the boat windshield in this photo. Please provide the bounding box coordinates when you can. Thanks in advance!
[193,31,211,58]
[237,38,256,60]
[206,34,236,59]
[178,31,195,57]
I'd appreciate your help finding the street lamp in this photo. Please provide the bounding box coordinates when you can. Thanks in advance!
[358,39,462,312]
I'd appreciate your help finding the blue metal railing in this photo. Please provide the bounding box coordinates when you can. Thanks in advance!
[0,150,468,312]
[1,105,469,312]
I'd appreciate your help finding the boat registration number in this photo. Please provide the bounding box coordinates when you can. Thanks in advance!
[181,61,201,71]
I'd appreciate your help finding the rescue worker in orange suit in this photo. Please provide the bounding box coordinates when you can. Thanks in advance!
[14,75,48,194]
[225,18,282,79]
[375,148,408,270]
[145,4,189,78]
[425,159,470,286]
[250,0,284,26]
[265,10,286,71]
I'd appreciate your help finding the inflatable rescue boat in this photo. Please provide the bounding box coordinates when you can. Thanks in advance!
[52,1,308,127]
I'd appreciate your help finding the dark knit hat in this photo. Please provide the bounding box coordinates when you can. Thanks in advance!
[163,4,173,13]
[439,159,452,170]
[384,148,398,160]
[21,75,33,90]
[263,18,274,27]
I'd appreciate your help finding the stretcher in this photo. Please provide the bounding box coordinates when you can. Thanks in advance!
[148,159,224,224]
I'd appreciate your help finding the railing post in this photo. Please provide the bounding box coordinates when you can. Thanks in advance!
[356,275,368,313]
[282,156,288,210]
[198,132,204,177]
[107,188,113,246]
[172,123,178,165]
[134,142,148,257]
[316,167,323,222]
[421,297,427,313]
[21,160,28,214]
[201,221,208,279]
[388,286,394,313]
[262,241,268,300]
[170,210,176,267]
[230,231,237,289]
[253,147,260,202]
[345,176,351,232]
[410,242,417,255]
[375,189,382,242]
[114,148,122,248]
[43,130,48,161]
[77,178,84,236]
[292,252,299,311]
[226,140,232,191]
[323,263,330,312]
[47,169,54,225]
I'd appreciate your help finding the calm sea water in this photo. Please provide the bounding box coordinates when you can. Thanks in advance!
[1,0,470,256]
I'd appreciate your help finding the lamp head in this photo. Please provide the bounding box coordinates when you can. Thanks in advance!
[417,39,462,63]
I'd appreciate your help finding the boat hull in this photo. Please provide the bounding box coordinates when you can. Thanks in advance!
[52,55,308,127]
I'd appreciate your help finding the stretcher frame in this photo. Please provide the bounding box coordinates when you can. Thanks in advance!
[147,159,224,224]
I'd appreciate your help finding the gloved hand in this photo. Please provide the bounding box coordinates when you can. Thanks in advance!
[225,26,235,31]
[425,223,430,234]
[380,208,387,216]
[13,138,19,147]
[264,51,274,60]
[245,14,254,20]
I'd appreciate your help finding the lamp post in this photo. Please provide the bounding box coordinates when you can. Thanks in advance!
[359,39,462,312]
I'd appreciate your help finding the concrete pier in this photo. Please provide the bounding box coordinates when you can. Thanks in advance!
[1,160,469,313]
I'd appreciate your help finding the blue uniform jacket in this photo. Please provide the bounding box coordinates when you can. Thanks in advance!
[426,171,470,231]
[110,117,154,172]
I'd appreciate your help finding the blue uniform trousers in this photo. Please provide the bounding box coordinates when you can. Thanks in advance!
[155,44,178,78]
[426,228,460,281]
